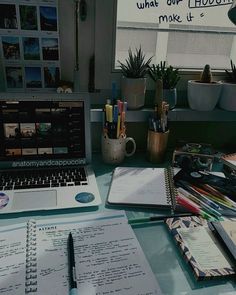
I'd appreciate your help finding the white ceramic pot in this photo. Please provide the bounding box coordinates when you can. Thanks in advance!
[187,80,222,111]
[121,76,146,109]
[219,82,236,111]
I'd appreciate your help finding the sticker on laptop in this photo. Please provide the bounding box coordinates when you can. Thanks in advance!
[0,193,9,208]
[75,192,95,203]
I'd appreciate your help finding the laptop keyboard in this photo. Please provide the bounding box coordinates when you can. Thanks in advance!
[0,167,88,190]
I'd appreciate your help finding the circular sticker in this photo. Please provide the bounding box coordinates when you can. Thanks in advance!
[0,192,9,209]
[75,192,95,203]
[190,172,202,178]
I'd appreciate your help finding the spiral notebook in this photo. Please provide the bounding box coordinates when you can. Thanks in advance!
[106,167,177,209]
[0,211,162,295]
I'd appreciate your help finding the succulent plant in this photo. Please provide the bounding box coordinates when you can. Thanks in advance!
[118,47,152,78]
[200,64,212,83]
[225,60,236,83]
[148,61,180,89]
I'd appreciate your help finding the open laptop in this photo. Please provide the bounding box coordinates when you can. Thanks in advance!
[0,92,101,214]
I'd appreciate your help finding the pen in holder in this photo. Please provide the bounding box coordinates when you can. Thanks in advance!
[147,100,169,163]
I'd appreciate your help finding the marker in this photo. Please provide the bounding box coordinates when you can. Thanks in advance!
[128,213,196,224]
[68,232,78,295]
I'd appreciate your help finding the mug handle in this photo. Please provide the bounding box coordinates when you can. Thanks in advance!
[125,137,136,157]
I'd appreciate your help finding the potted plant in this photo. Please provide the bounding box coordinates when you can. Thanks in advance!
[118,47,152,109]
[148,61,180,109]
[187,64,222,111]
[219,60,236,111]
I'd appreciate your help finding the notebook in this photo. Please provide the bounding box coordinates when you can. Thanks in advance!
[106,166,177,209]
[221,152,236,170]
[211,219,236,265]
[165,216,235,280]
[0,92,101,214]
[0,211,163,295]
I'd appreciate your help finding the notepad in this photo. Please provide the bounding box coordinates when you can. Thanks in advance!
[0,211,162,295]
[221,152,236,170]
[106,167,177,209]
[165,216,235,280]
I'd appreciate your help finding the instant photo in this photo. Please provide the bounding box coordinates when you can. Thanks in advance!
[19,5,38,30]
[25,67,42,88]
[2,36,20,60]
[0,4,17,29]
[5,67,23,89]
[40,6,58,31]
[42,38,59,61]
[23,37,40,60]
[44,67,60,87]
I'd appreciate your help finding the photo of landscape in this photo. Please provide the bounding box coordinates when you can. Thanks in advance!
[42,38,59,60]
[23,37,40,60]
[40,6,57,31]
[25,67,42,88]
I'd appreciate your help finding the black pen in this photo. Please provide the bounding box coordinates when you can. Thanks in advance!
[68,232,78,295]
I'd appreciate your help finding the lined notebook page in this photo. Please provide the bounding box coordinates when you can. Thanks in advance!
[107,167,169,206]
[0,223,27,295]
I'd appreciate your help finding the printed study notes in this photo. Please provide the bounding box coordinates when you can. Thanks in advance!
[0,211,162,295]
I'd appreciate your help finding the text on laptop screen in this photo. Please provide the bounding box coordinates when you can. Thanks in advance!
[0,100,86,160]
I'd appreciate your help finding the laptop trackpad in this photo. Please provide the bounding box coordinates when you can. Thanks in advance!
[13,190,57,210]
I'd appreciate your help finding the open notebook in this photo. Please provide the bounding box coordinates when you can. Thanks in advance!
[0,211,162,295]
[106,167,177,209]
[0,92,101,214]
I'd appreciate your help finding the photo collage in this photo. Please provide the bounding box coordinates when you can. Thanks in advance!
[0,0,60,91]
[0,101,85,159]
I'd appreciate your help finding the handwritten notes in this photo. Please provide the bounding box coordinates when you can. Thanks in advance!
[118,0,234,27]
[0,223,26,295]
[36,212,162,295]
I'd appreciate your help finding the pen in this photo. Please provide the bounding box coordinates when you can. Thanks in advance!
[68,232,78,295]
[128,213,196,224]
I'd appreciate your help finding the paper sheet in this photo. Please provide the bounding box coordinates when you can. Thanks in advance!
[177,226,232,270]
[0,223,26,295]
[36,211,162,295]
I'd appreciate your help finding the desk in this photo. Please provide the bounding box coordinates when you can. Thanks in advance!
[0,153,236,295]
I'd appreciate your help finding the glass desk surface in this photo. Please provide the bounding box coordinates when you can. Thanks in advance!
[0,153,235,295]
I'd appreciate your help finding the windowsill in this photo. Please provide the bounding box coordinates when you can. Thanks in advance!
[91,107,236,122]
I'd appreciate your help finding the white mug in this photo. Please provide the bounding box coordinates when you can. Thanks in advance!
[101,135,136,164]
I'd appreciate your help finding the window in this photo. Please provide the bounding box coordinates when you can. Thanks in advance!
[95,0,236,90]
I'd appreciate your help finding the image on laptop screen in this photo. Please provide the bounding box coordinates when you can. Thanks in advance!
[0,100,86,161]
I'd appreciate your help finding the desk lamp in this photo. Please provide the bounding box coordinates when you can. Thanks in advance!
[228,1,236,25]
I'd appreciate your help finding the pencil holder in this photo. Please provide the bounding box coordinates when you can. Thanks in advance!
[101,134,136,164]
[147,130,169,163]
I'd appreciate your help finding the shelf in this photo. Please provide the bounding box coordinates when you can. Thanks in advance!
[91,108,236,122]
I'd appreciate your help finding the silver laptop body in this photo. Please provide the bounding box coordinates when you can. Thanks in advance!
[0,92,101,214]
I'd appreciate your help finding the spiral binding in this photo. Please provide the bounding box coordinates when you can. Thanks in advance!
[165,167,178,210]
[25,220,37,294]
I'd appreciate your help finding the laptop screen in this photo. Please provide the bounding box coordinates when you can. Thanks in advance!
[0,100,86,161]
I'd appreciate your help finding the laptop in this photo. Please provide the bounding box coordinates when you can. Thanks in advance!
[0,92,101,214]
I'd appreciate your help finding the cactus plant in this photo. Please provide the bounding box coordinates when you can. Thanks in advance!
[200,64,212,83]
[118,47,152,78]
[148,61,180,89]
[225,60,236,83]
